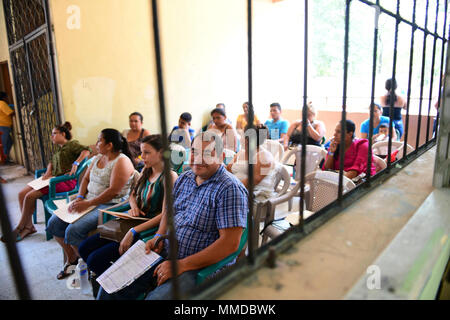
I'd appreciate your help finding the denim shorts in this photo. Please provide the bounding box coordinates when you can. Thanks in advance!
[46,203,112,247]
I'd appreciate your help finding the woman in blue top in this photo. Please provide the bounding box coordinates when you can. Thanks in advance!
[78,134,178,278]
[380,78,407,139]
[360,103,395,141]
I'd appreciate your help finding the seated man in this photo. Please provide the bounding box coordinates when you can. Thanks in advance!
[97,131,248,300]
[264,102,289,144]
[168,112,195,149]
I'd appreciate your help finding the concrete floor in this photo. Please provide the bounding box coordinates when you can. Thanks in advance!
[0,165,93,300]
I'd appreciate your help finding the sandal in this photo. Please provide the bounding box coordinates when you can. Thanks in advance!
[57,260,78,280]
[1,227,22,243]
[16,226,37,242]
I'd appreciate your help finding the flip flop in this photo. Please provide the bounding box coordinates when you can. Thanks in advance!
[1,227,22,243]
[57,260,78,280]
[16,227,37,242]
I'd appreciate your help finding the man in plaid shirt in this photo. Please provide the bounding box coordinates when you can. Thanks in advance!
[98,132,248,300]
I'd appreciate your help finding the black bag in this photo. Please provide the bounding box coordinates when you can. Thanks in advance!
[98,218,143,242]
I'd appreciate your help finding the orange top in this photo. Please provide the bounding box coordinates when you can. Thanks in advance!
[0,101,13,127]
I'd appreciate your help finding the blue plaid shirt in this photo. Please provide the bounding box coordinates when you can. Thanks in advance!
[165,165,248,260]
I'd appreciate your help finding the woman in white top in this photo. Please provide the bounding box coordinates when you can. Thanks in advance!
[47,128,135,280]
[226,124,277,202]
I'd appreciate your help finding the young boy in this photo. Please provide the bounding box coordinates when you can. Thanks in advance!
[168,112,195,148]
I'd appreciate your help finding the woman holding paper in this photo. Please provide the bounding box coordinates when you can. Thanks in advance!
[78,134,178,280]
[46,128,135,280]
[0,122,90,242]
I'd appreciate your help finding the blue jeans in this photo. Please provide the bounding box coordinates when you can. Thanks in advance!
[46,203,112,247]
[393,120,404,139]
[0,126,12,157]
[96,257,200,300]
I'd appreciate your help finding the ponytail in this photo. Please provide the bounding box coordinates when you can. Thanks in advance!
[100,128,133,162]
[120,135,133,162]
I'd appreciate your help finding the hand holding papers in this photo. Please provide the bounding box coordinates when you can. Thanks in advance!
[52,199,96,224]
[99,209,149,221]
[27,176,50,190]
[96,240,163,294]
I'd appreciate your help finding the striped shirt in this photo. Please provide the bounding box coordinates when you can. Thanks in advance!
[165,165,248,261]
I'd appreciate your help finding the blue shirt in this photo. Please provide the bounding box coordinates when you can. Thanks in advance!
[166,165,248,261]
[360,116,390,135]
[264,118,289,140]
[169,126,195,144]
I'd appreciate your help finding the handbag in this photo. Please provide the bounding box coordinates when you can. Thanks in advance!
[98,218,143,242]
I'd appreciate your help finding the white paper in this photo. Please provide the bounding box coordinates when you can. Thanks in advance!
[52,199,96,224]
[96,240,162,294]
[99,209,149,221]
[27,176,50,190]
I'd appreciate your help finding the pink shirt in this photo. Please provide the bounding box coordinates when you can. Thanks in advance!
[326,139,376,176]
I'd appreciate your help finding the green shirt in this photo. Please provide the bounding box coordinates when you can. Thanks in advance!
[51,140,91,176]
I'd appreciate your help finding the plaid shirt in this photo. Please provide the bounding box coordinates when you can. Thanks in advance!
[165,165,248,260]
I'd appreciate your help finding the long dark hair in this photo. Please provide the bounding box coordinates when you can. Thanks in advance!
[55,121,72,140]
[385,78,398,106]
[132,134,164,211]
[335,119,356,160]
[101,128,132,161]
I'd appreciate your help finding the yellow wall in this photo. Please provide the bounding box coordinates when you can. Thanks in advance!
[49,0,310,145]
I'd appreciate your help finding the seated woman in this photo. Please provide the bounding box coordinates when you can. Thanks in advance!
[323,120,376,179]
[122,112,151,170]
[79,134,178,277]
[207,108,239,152]
[236,101,261,131]
[1,122,90,242]
[46,128,135,280]
[360,103,396,142]
[285,102,326,149]
[226,124,288,231]
[380,78,407,139]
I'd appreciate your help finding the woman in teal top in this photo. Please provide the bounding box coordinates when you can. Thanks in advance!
[78,134,178,279]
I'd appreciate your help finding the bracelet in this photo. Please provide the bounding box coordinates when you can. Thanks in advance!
[73,161,80,166]
[130,228,139,238]
[154,233,164,238]
[76,195,85,199]
[327,151,334,156]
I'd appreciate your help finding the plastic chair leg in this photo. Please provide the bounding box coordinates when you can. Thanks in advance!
[44,207,53,241]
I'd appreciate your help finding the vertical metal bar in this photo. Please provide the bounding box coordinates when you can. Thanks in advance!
[24,40,47,168]
[338,0,351,202]
[0,184,31,299]
[425,0,440,142]
[42,0,61,125]
[403,0,417,159]
[150,0,179,300]
[415,0,430,150]
[366,0,380,182]
[299,0,308,229]
[386,0,400,169]
[9,45,31,172]
[435,0,448,136]
[246,0,255,265]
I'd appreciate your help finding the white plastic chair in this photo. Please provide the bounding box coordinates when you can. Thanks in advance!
[373,155,387,173]
[251,163,291,248]
[372,141,414,159]
[281,145,327,181]
[261,139,284,162]
[304,170,356,213]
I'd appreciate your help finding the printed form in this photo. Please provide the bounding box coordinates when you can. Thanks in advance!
[96,240,163,294]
